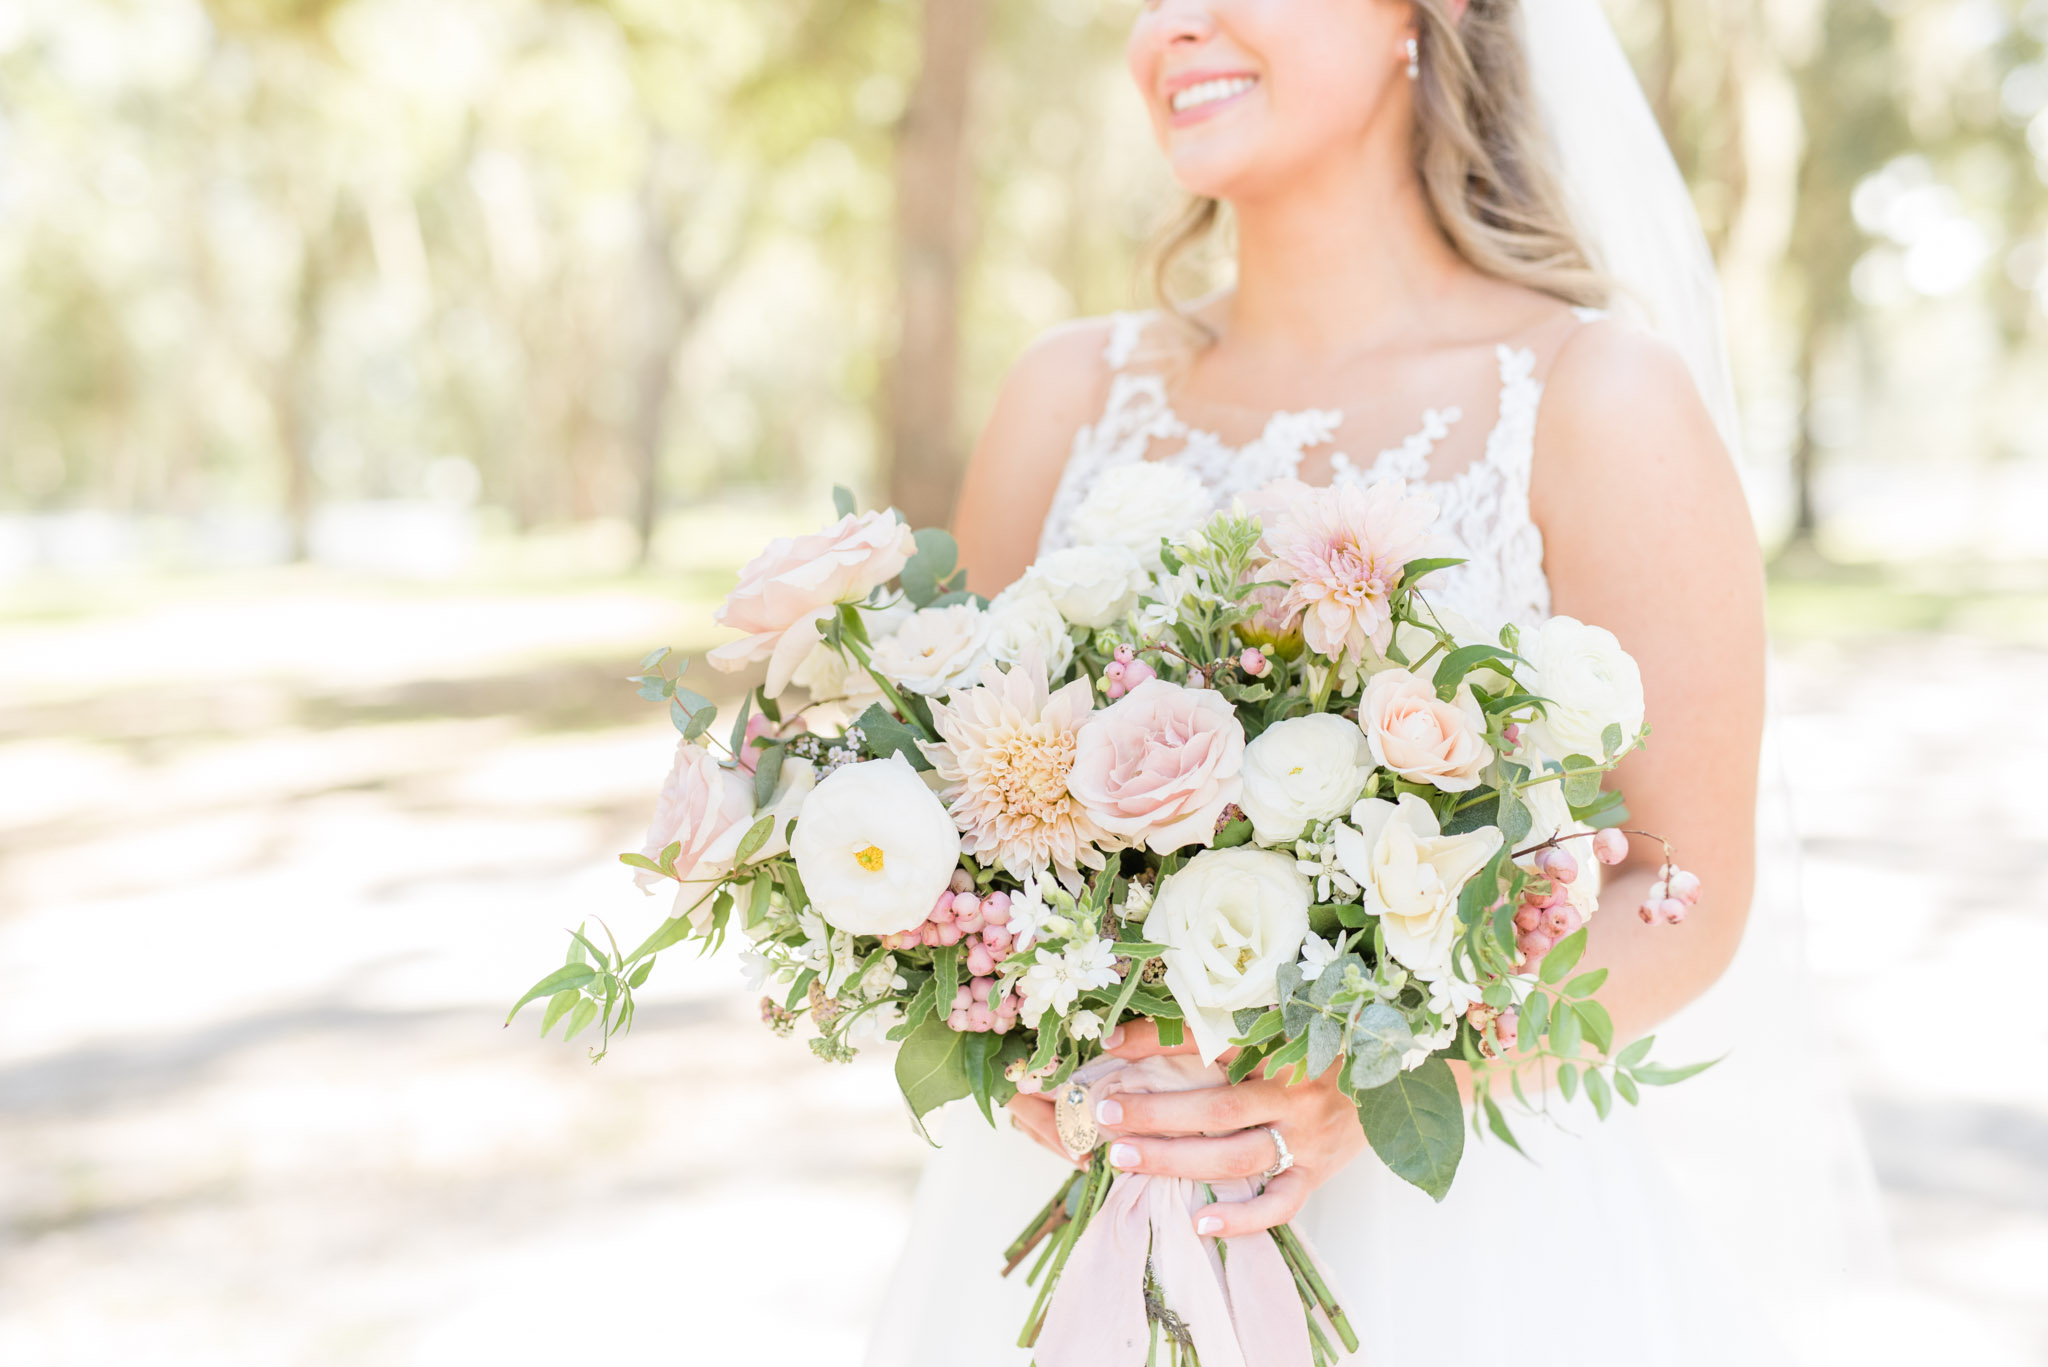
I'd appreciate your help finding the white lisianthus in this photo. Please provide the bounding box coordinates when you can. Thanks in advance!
[1018,936,1121,1025]
[789,755,962,936]
[1025,544,1147,629]
[867,602,992,697]
[984,580,1075,676]
[1067,462,1215,570]
[1144,847,1313,1063]
[1332,793,1502,980]
[789,601,912,704]
[1239,714,1377,845]
[1522,616,1646,760]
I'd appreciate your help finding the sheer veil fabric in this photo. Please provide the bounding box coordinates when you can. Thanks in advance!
[862,5,1890,1363]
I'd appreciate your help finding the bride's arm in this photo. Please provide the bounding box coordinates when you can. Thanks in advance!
[951,319,1116,597]
[1529,320,1767,1045]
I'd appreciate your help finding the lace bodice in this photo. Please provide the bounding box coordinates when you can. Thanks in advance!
[1038,309,1604,630]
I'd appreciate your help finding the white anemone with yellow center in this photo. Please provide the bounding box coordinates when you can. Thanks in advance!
[789,754,962,938]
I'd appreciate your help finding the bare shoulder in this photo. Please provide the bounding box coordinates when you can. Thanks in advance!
[1535,317,1727,485]
[954,315,1125,595]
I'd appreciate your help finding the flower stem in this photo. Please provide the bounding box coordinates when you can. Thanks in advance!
[1273,1223,1359,1355]
[839,632,930,739]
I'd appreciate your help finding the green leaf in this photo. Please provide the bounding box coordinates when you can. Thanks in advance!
[753,742,787,807]
[618,852,665,876]
[1564,968,1609,998]
[1307,1013,1344,1081]
[539,989,580,1037]
[1231,1009,1285,1049]
[1574,999,1614,1055]
[1584,1067,1613,1119]
[1432,643,1519,695]
[1343,1002,1415,1093]
[1109,941,1170,958]
[1441,791,1499,836]
[1496,791,1532,844]
[1457,844,1508,927]
[627,960,653,989]
[506,964,598,1023]
[625,912,696,964]
[728,691,754,760]
[1400,556,1468,582]
[832,485,858,519]
[1264,1031,1312,1082]
[895,1014,973,1138]
[638,646,672,671]
[1631,1057,1722,1087]
[1602,722,1625,758]
[1561,760,1603,808]
[1539,928,1588,984]
[1355,1056,1466,1202]
[1616,1034,1655,1069]
[855,702,934,769]
[932,945,960,1017]
[1568,787,1630,828]
[1213,817,1254,849]
[734,813,775,866]
[671,691,716,740]
[563,997,600,1041]
[1482,1094,1527,1157]
[901,528,960,607]
[1613,1070,1641,1106]
[1557,1061,1579,1102]
[1521,992,1549,1041]
[1551,1001,1583,1057]
[1155,1017,1184,1049]
[890,977,938,1041]
[965,1031,997,1123]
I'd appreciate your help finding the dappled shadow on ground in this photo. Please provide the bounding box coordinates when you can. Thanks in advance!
[0,586,2041,1364]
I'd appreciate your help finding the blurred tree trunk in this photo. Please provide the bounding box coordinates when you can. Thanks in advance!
[628,141,686,567]
[886,0,990,528]
[275,211,341,563]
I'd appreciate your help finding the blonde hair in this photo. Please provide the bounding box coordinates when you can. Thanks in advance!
[1149,0,1607,317]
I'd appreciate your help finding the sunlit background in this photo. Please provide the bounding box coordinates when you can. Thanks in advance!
[1,0,2045,1362]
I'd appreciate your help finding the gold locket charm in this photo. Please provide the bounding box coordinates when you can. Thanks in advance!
[1053,1081,1099,1158]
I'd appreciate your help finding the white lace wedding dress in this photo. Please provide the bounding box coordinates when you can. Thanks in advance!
[863,309,1885,1367]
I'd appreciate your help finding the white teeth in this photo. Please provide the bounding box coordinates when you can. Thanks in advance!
[1170,76,1256,114]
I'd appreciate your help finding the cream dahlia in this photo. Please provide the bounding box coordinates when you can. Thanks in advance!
[1258,478,1440,667]
[921,660,1109,884]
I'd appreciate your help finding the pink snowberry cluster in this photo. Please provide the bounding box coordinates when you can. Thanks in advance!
[1639,863,1702,926]
[1465,1002,1520,1056]
[1512,874,1583,971]
[1101,644,1158,700]
[881,871,1021,1033]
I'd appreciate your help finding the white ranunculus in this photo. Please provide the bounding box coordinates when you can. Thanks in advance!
[1332,793,1502,979]
[867,602,992,697]
[1068,462,1215,570]
[789,601,912,704]
[1523,616,1645,761]
[789,755,962,936]
[1238,713,1377,845]
[1026,544,1147,629]
[984,580,1075,676]
[1144,847,1312,1063]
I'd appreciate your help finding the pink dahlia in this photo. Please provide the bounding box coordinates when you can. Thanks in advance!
[1259,478,1439,667]
[922,661,1109,885]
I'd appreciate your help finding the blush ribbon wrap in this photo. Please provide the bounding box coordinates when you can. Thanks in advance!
[1032,1055,1316,1367]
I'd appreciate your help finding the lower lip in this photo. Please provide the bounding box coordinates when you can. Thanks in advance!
[1168,81,1258,128]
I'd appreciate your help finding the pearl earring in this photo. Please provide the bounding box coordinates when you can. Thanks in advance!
[1405,37,1420,80]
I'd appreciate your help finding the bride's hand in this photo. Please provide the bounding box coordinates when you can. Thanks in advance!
[1099,1020,1366,1238]
[1005,1090,1088,1169]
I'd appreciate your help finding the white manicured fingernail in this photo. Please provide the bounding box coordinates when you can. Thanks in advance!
[1110,1142,1140,1169]
[1104,1025,1126,1048]
[1196,1216,1223,1236]
[1096,1098,1124,1126]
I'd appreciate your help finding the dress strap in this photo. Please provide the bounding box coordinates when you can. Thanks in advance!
[1102,310,1154,371]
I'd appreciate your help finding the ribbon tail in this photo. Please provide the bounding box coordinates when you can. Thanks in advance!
[1146,1179,1249,1367]
[1034,1173,1155,1367]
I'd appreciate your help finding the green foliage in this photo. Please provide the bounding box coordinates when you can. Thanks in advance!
[895,1012,974,1139]
[1355,1058,1465,1202]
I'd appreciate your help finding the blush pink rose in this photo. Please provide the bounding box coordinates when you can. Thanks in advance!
[1359,667,1492,794]
[707,511,917,696]
[1067,679,1246,854]
[638,741,755,909]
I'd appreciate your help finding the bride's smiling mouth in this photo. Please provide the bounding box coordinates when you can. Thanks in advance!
[1163,70,1261,126]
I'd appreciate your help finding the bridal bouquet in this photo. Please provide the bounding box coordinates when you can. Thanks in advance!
[510,469,1708,1366]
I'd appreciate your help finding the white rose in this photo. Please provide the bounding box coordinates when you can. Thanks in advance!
[789,601,912,704]
[789,755,962,936]
[1026,545,1147,629]
[867,602,991,696]
[703,756,815,870]
[1068,462,1215,570]
[1238,714,1376,846]
[984,580,1075,676]
[1144,847,1312,1063]
[1332,793,1502,979]
[1523,616,1645,760]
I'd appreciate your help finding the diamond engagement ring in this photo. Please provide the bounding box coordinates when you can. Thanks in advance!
[1260,1126,1295,1182]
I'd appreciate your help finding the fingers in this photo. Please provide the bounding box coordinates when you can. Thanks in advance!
[1106,1128,1281,1183]
[1103,1018,1202,1061]
[1007,1094,1085,1169]
[1192,1169,1309,1238]
[1100,1080,1285,1138]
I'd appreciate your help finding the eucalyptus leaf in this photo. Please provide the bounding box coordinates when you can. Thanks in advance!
[1496,791,1532,844]
[1343,1003,1414,1092]
[1355,1056,1465,1202]
[1307,1013,1344,1081]
[1561,760,1602,808]
[832,485,858,519]
[1601,722,1625,758]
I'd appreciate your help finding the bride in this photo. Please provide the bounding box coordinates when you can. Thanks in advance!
[866,2,1881,1362]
